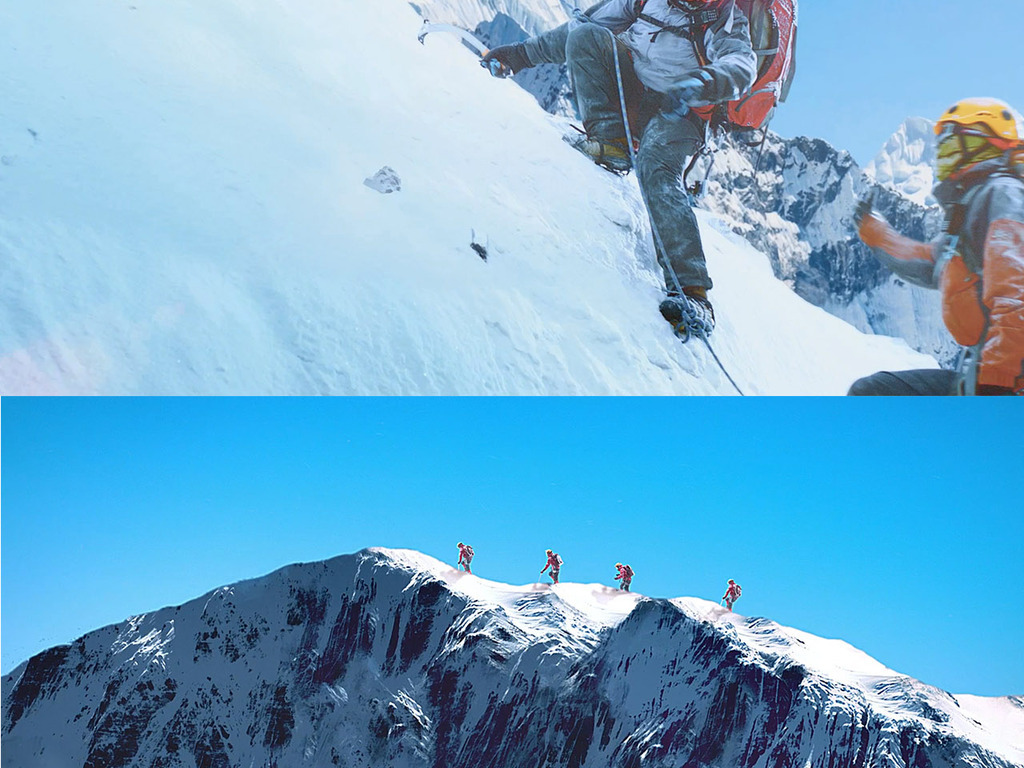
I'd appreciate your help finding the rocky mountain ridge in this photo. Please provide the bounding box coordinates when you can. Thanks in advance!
[3,548,1022,768]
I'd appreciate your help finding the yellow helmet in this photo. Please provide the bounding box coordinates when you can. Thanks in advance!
[934,98,1024,181]
[934,98,1024,149]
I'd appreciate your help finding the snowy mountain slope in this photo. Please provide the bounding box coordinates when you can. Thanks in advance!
[4,548,1023,768]
[440,0,951,367]
[447,3,957,368]
[0,0,935,395]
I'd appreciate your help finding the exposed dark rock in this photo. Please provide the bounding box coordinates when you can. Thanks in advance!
[262,685,294,751]
[3,645,70,730]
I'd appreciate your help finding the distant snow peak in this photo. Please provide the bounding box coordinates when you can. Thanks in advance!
[865,117,937,206]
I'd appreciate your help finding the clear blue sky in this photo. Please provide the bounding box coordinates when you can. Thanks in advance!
[769,0,1024,165]
[2,397,1022,697]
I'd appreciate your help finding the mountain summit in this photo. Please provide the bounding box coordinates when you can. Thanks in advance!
[3,548,1022,767]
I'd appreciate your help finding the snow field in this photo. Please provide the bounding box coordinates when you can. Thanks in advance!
[0,0,937,394]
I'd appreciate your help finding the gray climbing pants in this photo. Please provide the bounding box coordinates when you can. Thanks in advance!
[565,22,711,291]
[847,369,958,396]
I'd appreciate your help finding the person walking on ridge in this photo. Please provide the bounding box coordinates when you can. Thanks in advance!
[614,562,634,591]
[541,549,563,584]
[482,0,757,340]
[722,578,741,611]
[457,542,474,574]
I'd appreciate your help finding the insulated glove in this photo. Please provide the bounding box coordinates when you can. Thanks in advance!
[481,43,532,76]
[663,75,709,120]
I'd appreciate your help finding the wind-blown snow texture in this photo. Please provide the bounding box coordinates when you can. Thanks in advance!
[3,548,1023,768]
[0,0,937,395]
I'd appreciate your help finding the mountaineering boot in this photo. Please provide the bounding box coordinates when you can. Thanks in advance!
[565,133,632,173]
[660,287,715,340]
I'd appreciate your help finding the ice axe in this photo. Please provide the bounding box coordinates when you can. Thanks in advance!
[417,20,511,78]
[854,190,878,227]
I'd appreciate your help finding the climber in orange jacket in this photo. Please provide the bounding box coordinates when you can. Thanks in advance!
[850,98,1024,395]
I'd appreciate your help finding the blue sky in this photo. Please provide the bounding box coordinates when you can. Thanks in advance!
[769,0,1024,165]
[2,396,1022,697]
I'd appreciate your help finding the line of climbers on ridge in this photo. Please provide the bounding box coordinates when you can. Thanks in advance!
[457,542,743,610]
[475,0,1022,394]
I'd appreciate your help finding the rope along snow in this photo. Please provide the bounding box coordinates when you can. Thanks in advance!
[573,10,745,396]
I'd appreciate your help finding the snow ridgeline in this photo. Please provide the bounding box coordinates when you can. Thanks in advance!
[0,0,936,394]
[3,547,1022,768]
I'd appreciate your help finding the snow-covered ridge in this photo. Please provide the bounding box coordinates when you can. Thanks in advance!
[376,549,910,689]
[4,547,1022,768]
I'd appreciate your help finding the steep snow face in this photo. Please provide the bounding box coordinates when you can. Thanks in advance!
[3,548,1023,768]
[865,117,938,206]
[412,0,571,36]
[0,0,935,395]
[825,275,960,368]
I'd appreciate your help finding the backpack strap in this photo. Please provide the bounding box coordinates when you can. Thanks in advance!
[637,5,721,44]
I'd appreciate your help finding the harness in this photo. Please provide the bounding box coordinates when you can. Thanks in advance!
[636,6,721,43]
[631,0,724,56]
[632,0,796,195]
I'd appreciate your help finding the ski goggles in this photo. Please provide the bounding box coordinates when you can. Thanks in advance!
[937,121,1020,151]
[935,124,1004,181]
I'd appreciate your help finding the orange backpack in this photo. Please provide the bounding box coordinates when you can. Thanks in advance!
[636,0,798,132]
[692,0,797,131]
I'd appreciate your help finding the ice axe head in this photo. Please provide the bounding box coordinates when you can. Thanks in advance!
[480,56,510,78]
